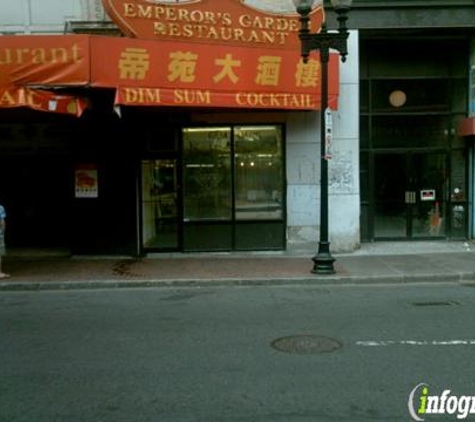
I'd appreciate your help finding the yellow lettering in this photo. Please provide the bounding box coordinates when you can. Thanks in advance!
[0,45,83,66]
[190,10,205,23]
[154,7,165,19]
[264,17,274,29]
[137,4,153,19]
[276,32,289,44]
[168,23,181,36]
[261,31,275,44]
[194,24,207,38]
[30,48,45,64]
[123,3,136,17]
[0,90,15,105]
[239,14,252,28]
[247,30,261,43]
[0,49,12,65]
[50,48,68,63]
[204,11,217,25]
[207,26,219,40]
[222,13,232,26]
[174,89,211,105]
[236,92,246,106]
[154,21,167,35]
[72,43,82,63]
[233,28,245,42]
[137,5,152,19]
[27,91,42,108]
[123,88,161,104]
[234,93,314,109]
[220,27,233,41]
[17,48,30,63]
[196,90,211,104]
[165,8,177,21]
[178,8,190,21]
[182,24,193,38]
[124,88,139,104]
[145,89,161,103]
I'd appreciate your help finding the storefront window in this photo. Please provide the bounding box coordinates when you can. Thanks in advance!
[182,125,284,250]
[183,127,232,221]
[234,126,283,220]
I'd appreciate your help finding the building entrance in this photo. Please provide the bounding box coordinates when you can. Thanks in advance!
[374,151,447,239]
[360,37,469,241]
[139,124,286,253]
[141,159,179,250]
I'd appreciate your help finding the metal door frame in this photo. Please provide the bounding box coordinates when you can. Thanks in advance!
[371,149,449,240]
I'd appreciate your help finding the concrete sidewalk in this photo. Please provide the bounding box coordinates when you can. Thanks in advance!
[1,241,474,291]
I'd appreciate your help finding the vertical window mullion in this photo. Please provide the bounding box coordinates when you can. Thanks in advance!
[231,126,236,250]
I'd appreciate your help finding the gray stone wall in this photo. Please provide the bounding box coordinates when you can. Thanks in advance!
[286,31,360,253]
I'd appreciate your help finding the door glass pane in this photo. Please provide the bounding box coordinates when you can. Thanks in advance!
[234,126,283,220]
[371,79,450,113]
[372,115,449,148]
[451,150,466,201]
[374,154,407,238]
[141,159,178,249]
[412,154,447,238]
[183,128,232,221]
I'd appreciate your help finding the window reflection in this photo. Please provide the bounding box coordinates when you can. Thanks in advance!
[183,128,232,221]
[182,125,284,222]
[234,126,283,220]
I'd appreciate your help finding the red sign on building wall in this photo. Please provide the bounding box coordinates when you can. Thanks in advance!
[0,1,341,112]
[102,0,324,50]
[90,36,339,109]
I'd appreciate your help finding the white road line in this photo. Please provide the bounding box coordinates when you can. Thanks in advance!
[356,340,475,347]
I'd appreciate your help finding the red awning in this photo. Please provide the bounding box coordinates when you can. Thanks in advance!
[0,34,340,113]
[0,86,86,116]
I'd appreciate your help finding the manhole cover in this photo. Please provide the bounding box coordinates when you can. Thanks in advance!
[271,335,342,354]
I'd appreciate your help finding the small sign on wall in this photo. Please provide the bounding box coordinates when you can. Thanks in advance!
[75,164,98,198]
[420,190,436,201]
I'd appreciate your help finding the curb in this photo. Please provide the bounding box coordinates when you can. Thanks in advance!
[0,272,474,291]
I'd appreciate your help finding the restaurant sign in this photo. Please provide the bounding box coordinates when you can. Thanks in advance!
[90,36,340,109]
[0,34,340,111]
[102,0,324,49]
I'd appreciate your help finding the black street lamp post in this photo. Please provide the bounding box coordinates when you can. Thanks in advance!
[293,0,352,275]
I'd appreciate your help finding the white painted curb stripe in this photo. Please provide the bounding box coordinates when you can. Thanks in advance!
[356,340,475,347]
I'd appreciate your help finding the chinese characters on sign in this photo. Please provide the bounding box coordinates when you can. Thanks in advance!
[0,0,338,113]
[0,34,340,111]
[98,38,340,110]
[116,45,319,87]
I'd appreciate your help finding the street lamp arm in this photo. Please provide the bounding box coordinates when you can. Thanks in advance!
[298,25,349,63]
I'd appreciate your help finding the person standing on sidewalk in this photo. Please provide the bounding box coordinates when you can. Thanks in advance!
[0,203,9,279]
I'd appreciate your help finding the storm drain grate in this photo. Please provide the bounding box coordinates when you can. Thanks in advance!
[412,300,460,307]
[271,335,342,354]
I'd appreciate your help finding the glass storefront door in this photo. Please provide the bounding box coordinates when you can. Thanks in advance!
[141,159,179,250]
[182,125,285,251]
[140,125,285,253]
[374,152,447,239]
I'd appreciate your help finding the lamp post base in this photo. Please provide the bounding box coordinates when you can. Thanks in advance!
[311,243,336,275]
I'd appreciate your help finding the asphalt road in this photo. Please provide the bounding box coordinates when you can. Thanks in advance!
[1,283,475,421]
